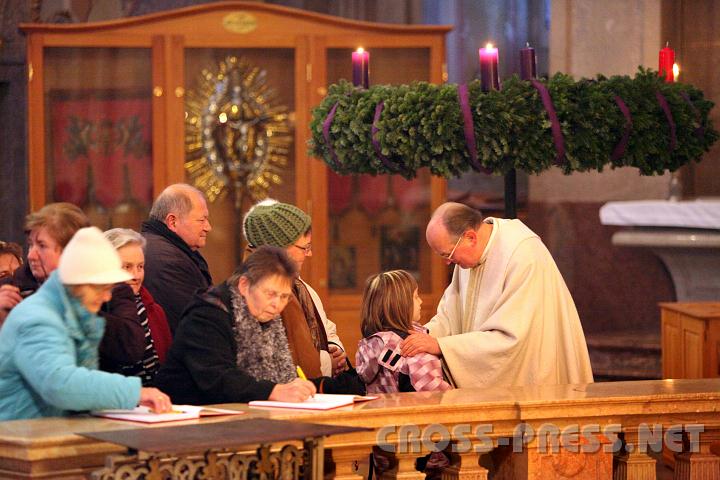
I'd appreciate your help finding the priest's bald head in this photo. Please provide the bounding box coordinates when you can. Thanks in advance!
[426,202,493,269]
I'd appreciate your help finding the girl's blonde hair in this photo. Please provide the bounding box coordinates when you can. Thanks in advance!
[361,270,418,337]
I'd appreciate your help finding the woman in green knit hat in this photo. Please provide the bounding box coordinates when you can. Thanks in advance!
[243,199,349,378]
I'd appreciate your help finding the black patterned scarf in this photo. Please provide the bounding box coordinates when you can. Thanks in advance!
[117,294,159,386]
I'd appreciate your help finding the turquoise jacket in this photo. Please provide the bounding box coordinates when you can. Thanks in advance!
[0,271,141,420]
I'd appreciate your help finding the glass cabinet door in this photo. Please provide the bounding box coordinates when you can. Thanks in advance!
[44,47,153,231]
[184,47,296,277]
[325,47,434,294]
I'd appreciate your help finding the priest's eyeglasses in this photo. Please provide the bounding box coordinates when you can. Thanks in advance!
[440,234,464,260]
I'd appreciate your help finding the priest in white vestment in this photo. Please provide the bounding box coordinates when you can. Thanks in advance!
[401,202,593,388]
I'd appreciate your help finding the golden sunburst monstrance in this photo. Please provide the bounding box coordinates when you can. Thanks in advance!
[184,56,292,208]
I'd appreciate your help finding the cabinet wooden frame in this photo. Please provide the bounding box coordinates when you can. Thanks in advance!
[21,2,452,344]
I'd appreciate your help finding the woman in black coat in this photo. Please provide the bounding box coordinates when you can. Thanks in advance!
[155,246,316,404]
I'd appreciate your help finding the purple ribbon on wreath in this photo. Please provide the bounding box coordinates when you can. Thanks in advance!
[530,79,566,166]
[322,101,340,169]
[371,101,401,172]
[679,91,705,139]
[655,91,677,151]
[611,96,633,162]
[457,84,492,173]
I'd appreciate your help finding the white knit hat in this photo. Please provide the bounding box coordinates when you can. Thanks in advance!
[58,227,133,285]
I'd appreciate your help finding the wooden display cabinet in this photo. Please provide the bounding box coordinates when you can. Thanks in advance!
[22,2,452,359]
[660,302,720,379]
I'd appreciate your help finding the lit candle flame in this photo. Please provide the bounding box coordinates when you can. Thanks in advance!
[672,63,679,82]
[356,47,364,54]
[485,43,494,50]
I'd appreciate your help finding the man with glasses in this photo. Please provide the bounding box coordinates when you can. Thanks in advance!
[401,202,593,388]
[243,199,348,379]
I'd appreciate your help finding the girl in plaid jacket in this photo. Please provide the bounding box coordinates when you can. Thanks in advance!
[356,270,452,478]
[356,270,451,393]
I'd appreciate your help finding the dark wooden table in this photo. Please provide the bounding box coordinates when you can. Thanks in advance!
[80,418,368,480]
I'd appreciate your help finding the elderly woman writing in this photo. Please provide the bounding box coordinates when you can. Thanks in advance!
[99,228,173,386]
[243,200,348,378]
[0,227,172,420]
[155,246,317,404]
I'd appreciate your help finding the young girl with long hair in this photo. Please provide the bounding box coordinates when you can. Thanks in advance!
[356,270,452,479]
[356,270,451,393]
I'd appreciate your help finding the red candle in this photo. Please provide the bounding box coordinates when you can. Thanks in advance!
[519,42,536,80]
[479,43,500,92]
[352,48,370,88]
[658,42,675,83]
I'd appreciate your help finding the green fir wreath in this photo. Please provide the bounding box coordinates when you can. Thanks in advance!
[308,68,718,179]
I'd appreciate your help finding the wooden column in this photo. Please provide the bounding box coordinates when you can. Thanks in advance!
[613,431,656,480]
[442,450,488,480]
[379,451,425,480]
[331,446,369,480]
[673,429,720,480]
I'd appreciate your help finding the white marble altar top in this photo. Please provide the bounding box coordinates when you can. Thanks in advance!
[599,199,720,229]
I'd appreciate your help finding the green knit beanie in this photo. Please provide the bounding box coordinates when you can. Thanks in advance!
[244,201,311,248]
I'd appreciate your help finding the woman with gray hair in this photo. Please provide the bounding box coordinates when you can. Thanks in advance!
[99,228,172,386]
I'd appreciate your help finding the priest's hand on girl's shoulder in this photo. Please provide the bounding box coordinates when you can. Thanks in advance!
[400,331,441,357]
[269,378,316,402]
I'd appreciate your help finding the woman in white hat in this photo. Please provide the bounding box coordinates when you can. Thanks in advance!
[0,227,172,420]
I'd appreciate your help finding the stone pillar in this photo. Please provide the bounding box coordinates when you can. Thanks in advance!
[0,2,30,244]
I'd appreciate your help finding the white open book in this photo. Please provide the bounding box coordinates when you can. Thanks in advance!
[91,405,244,423]
[248,393,378,411]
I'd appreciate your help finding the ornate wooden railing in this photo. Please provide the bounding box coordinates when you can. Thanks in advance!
[1,379,719,480]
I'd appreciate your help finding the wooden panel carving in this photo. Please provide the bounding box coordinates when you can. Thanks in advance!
[92,444,308,480]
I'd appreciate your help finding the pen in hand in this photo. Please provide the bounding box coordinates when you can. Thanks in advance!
[296,366,315,399]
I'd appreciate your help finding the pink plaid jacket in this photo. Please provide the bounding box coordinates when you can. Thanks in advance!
[355,326,452,394]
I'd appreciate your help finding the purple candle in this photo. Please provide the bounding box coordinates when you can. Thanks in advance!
[363,50,370,89]
[352,48,370,88]
[479,43,500,92]
[520,42,537,80]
